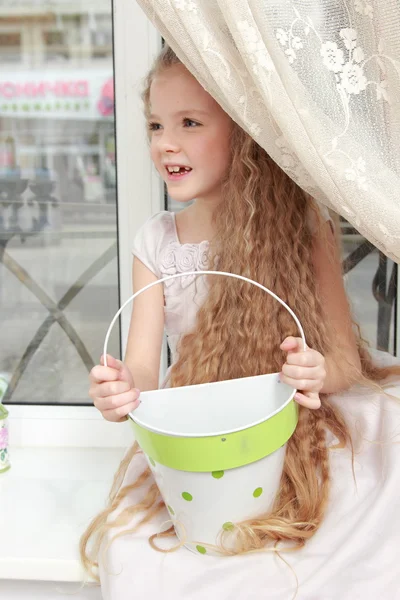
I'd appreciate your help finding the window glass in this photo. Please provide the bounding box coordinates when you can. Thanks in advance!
[0,2,119,405]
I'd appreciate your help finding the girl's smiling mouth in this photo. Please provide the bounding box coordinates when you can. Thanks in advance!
[164,164,193,180]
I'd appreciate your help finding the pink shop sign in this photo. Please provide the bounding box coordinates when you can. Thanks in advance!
[0,80,89,99]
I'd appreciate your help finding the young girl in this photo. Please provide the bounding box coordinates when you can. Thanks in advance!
[81,45,400,594]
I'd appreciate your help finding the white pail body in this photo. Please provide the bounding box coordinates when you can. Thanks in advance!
[144,444,286,555]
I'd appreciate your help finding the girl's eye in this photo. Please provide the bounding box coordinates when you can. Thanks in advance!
[148,122,161,131]
[183,118,200,128]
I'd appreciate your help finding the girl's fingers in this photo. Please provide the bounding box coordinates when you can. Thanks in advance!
[93,389,140,413]
[294,392,321,410]
[92,379,134,399]
[279,373,321,393]
[89,365,120,384]
[285,350,323,367]
[281,363,325,381]
[280,340,325,404]
[102,400,141,422]
[100,354,123,369]
[280,336,303,352]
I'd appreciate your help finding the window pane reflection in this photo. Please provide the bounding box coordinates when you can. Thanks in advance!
[0,1,119,405]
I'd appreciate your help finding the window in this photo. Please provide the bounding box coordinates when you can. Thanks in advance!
[43,30,69,62]
[0,3,120,406]
[341,218,397,354]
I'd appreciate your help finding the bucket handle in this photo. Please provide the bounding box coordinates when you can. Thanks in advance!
[103,271,306,374]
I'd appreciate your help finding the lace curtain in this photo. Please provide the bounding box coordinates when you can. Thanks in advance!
[136,0,400,262]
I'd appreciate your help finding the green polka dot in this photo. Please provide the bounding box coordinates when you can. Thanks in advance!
[148,457,155,467]
[253,487,263,498]
[196,545,207,554]
[222,521,234,531]
[167,505,175,515]
[182,492,193,502]
[211,470,224,479]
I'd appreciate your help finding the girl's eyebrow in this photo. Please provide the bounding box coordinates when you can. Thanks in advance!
[149,109,209,120]
[175,109,209,117]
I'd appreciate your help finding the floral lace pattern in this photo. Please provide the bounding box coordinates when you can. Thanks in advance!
[159,240,210,292]
[137,0,400,261]
[153,235,211,357]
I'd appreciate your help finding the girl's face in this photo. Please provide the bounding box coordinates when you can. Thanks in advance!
[148,64,233,204]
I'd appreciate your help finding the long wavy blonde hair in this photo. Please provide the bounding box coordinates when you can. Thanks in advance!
[80,46,399,579]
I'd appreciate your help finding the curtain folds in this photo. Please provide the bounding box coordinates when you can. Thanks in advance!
[137,0,400,261]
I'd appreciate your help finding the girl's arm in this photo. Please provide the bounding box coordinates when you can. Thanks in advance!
[89,257,164,422]
[124,257,165,391]
[312,220,362,393]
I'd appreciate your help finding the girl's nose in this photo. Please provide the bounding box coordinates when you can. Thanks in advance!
[157,131,180,154]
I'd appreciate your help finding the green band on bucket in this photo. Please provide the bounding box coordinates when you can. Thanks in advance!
[130,399,297,472]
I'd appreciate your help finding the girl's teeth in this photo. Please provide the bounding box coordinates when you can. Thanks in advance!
[167,166,191,173]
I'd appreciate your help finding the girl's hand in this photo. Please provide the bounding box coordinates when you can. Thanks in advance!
[280,337,326,410]
[89,354,140,422]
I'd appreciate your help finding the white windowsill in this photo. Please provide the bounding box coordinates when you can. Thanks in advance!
[1,406,134,581]
[0,445,126,582]
[6,405,133,448]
